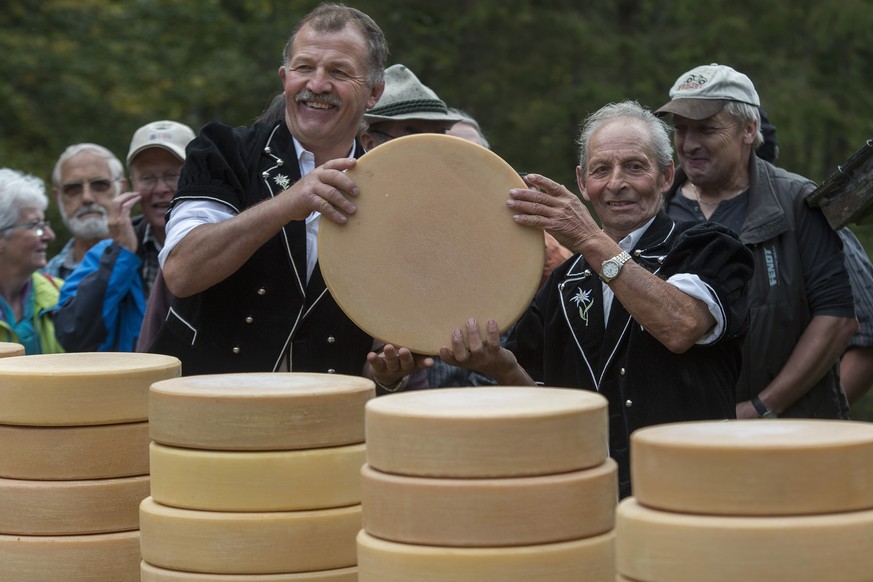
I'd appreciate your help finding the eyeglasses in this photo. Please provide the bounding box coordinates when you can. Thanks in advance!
[61,178,118,198]
[1,220,51,237]
[137,172,181,190]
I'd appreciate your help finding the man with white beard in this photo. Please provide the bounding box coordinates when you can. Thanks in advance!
[44,144,126,279]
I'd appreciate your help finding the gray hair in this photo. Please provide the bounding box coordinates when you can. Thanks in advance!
[578,100,674,173]
[447,108,491,149]
[51,143,124,194]
[283,3,389,89]
[723,101,765,150]
[0,168,48,237]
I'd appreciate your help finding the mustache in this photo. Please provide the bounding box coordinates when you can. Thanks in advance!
[73,204,108,220]
[295,90,341,108]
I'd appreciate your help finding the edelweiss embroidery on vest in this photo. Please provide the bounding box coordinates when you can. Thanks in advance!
[571,287,594,326]
[273,174,291,190]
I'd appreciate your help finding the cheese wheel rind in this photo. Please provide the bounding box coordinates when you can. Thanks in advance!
[365,387,608,477]
[0,352,180,425]
[356,529,615,582]
[0,421,149,480]
[150,442,365,511]
[149,373,374,450]
[361,460,616,546]
[139,497,361,574]
[0,475,149,535]
[0,342,24,358]
[616,498,873,582]
[140,562,358,581]
[0,530,140,582]
[631,419,873,515]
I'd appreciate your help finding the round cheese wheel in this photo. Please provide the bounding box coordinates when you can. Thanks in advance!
[357,529,615,582]
[365,386,608,477]
[139,497,361,574]
[150,442,365,511]
[0,342,24,358]
[141,562,358,581]
[149,373,374,450]
[0,475,149,535]
[616,498,873,582]
[0,352,180,426]
[361,460,616,546]
[0,530,140,582]
[318,133,544,355]
[0,421,149,480]
[631,419,873,515]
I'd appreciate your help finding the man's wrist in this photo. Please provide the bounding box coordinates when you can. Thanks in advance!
[751,395,777,418]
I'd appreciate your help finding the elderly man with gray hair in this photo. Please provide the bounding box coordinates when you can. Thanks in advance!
[45,143,126,279]
[658,63,858,420]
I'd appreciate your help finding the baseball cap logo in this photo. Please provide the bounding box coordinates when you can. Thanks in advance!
[677,73,708,92]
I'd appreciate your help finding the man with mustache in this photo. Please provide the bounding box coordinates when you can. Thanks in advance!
[53,120,195,352]
[45,144,126,279]
[149,3,422,390]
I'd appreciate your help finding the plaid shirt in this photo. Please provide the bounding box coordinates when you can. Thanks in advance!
[135,217,162,299]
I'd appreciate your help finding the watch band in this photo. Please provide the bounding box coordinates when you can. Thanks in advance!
[751,395,775,418]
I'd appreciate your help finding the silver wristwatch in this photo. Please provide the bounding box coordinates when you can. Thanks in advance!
[599,251,632,283]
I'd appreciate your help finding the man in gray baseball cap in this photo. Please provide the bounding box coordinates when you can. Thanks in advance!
[360,64,462,151]
[658,63,858,421]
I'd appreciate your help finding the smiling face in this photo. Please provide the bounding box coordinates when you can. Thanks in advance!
[279,23,383,162]
[0,207,55,276]
[129,147,183,239]
[576,118,674,242]
[672,110,756,193]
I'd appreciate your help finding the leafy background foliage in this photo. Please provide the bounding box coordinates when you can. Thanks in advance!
[4,0,873,416]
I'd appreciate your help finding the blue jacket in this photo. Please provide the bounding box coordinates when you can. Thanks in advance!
[54,239,145,352]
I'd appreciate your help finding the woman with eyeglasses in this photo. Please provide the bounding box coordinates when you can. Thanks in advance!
[0,168,64,354]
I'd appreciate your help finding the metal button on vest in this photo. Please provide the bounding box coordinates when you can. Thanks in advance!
[245,316,253,324]
[327,336,336,344]
[625,399,633,408]
[232,347,240,354]
[327,368,336,374]
[620,367,626,375]
[257,288,266,296]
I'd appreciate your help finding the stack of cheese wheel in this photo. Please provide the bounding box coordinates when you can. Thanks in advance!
[0,352,181,582]
[358,386,617,582]
[616,419,873,582]
[0,341,24,358]
[140,373,375,581]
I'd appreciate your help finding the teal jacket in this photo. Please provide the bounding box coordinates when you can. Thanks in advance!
[0,273,65,354]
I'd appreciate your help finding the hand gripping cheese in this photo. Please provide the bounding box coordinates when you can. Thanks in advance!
[0,530,140,582]
[360,460,617,546]
[149,373,374,450]
[0,421,149,480]
[141,562,358,581]
[0,475,149,535]
[616,498,873,582]
[0,342,24,358]
[356,529,615,582]
[631,419,873,515]
[365,386,608,478]
[139,497,361,574]
[149,442,366,511]
[0,352,180,425]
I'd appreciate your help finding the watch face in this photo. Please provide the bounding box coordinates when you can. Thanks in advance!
[602,261,619,278]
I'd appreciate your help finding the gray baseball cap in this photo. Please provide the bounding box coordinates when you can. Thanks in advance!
[656,63,760,120]
[127,120,196,165]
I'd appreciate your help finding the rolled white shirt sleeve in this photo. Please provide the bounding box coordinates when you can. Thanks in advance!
[158,200,237,268]
[666,273,725,345]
